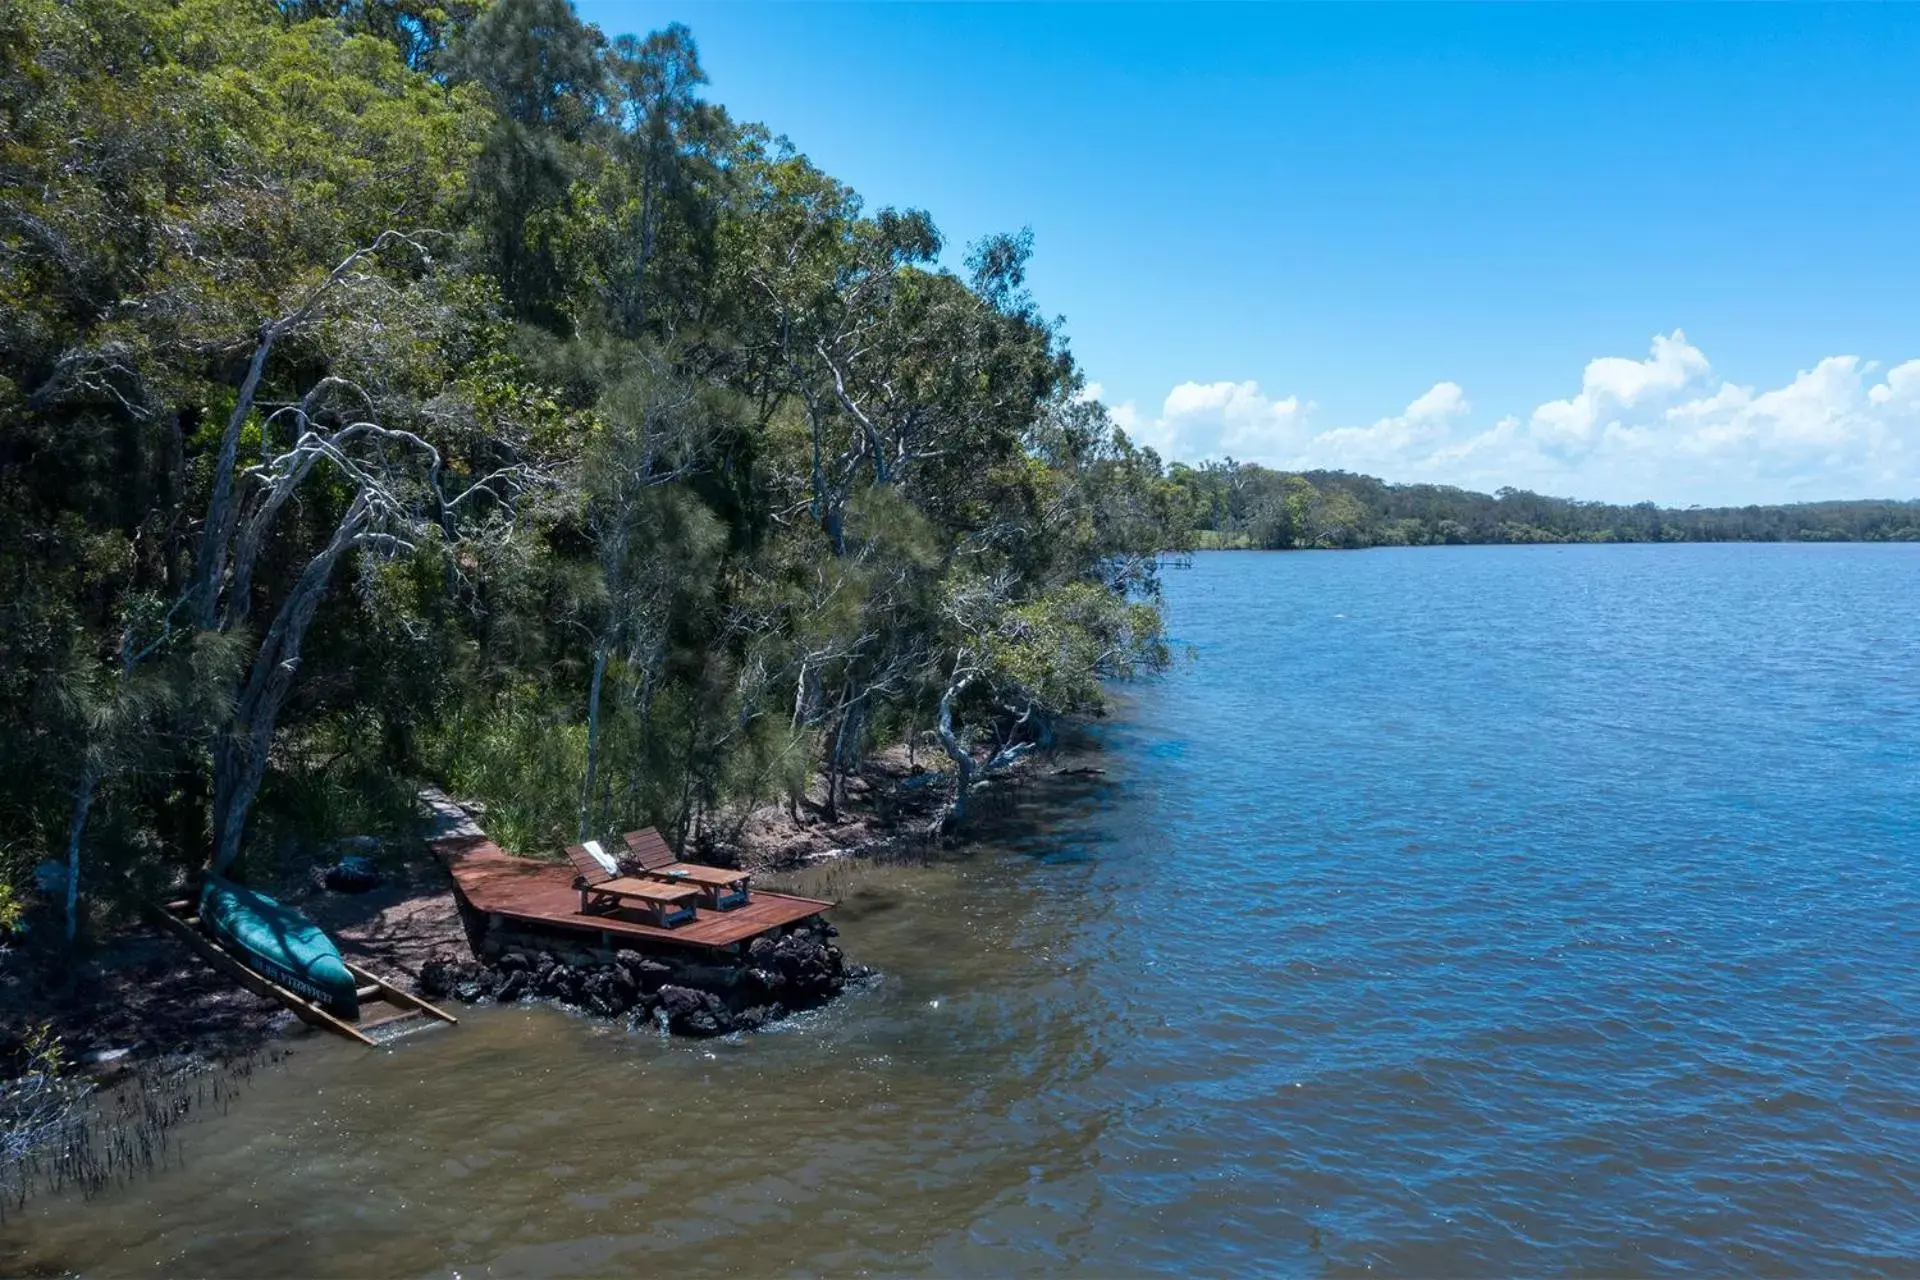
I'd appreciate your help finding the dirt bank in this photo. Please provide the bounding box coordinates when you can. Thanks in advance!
[714,738,1089,869]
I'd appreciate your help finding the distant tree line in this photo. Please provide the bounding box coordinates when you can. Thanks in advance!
[1168,461,1920,550]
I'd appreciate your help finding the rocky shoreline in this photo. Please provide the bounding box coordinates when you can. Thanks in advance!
[3,735,1077,1086]
[417,916,871,1037]
[0,741,1094,1228]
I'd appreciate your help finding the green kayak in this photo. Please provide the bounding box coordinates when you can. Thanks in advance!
[199,875,359,1019]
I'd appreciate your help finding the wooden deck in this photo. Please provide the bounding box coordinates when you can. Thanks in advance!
[428,833,832,951]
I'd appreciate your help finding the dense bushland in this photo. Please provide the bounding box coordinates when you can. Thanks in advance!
[0,0,1181,939]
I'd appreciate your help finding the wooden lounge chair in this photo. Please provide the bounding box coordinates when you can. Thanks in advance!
[564,841,699,927]
[622,829,752,911]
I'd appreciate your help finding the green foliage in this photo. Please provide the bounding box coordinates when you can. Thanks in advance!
[986,583,1169,717]
[0,0,1186,929]
[426,690,587,856]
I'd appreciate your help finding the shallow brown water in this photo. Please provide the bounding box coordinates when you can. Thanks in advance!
[9,817,1157,1277]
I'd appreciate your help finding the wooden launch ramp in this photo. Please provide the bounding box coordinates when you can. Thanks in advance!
[154,897,457,1047]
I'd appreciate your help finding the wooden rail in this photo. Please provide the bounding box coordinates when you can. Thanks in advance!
[153,897,457,1047]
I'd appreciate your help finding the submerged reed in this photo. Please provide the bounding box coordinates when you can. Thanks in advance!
[0,1031,285,1220]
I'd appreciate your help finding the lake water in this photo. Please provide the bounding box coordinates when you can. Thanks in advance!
[11,543,1920,1276]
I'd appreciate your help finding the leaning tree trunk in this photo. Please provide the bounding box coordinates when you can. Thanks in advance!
[934,672,977,830]
[823,694,867,822]
[209,498,369,875]
[191,328,276,629]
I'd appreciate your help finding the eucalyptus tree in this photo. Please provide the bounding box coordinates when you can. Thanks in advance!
[201,249,542,874]
[575,355,730,839]
[280,0,479,70]
[730,174,1082,804]
[604,23,723,337]
[452,0,607,324]
[925,390,1176,828]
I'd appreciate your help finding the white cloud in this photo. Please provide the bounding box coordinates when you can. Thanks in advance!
[1868,359,1920,408]
[1101,332,1920,505]
[1407,381,1470,421]
[1295,382,1471,476]
[1531,331,1711,445]
[1110,379,1312,463]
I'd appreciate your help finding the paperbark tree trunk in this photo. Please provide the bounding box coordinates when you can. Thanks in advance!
[580,646,608,842]
[62,765,99,945]
[934,671,977,828]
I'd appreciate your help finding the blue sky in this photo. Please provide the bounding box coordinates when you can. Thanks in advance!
[580,3,1920,505]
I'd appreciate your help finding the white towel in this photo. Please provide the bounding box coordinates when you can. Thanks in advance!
[583,840,620,879]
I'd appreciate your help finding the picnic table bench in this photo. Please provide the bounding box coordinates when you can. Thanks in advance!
[623,829,752,911]
[565,842,699,927]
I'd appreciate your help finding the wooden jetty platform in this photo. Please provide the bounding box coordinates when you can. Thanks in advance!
[428,833,834,953]
[153,896,458,1047]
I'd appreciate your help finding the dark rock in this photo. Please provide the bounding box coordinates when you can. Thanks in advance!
[449,909,861,1034]
[322,854,382,894]
[419,958,457,998]
[655,984,734,1037]
[622,956,675,992]
[588,968,635,1014]
[654,984,703,1019]
[677,961,744,991]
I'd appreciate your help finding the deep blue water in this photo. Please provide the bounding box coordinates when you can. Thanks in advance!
[1077,543,1920,1273]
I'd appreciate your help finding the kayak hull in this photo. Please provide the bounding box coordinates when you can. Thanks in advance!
[198,875,359,1019]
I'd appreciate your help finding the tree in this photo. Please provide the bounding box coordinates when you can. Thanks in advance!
[1,0,1193,942]
[453,0,606,323]
[158,233,529,876]
[575,356,728,838]
[605,23,714,335]
[933,578,1167,828]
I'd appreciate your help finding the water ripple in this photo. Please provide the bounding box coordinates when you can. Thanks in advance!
[10,544,1919,1278]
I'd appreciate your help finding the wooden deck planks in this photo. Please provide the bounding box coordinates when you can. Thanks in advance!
[428,833,832,949]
